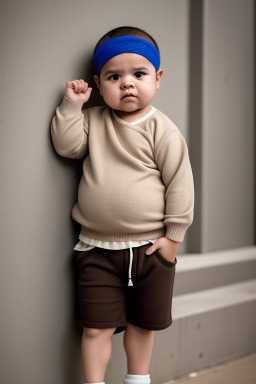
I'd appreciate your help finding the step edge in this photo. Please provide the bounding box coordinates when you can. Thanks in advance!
[172,279,256,319]
[176,246,256,272]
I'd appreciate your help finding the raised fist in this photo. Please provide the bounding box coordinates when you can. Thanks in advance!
[65,79,92,102]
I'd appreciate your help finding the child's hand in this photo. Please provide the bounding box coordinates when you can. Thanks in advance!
[146,237,180,263]
[65,79,92,102]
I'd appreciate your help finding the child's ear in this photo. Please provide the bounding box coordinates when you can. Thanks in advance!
[94,75,101,90]
[156,69,163,89]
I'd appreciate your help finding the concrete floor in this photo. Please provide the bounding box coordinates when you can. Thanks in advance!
[165,353,256,384]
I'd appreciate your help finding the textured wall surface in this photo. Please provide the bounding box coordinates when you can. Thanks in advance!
[0,1,191,383]
[201,0,255,251]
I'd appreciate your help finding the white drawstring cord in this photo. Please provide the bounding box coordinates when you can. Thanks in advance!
[128,247,134,286]
[127,241,154,287]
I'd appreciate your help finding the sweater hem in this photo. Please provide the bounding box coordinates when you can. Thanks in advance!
[80,227,165,242]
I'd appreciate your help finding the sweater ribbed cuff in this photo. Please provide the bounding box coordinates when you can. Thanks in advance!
[59,96,85,115]
[165,224,190,242]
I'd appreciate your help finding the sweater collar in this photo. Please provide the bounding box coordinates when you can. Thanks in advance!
[112,106,156,127]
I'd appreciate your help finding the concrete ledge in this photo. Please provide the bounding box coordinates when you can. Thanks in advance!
[174,246,256,295]
[173,279,256,318]
[151,279,256,383]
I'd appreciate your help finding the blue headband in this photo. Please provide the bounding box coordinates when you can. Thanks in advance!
[94,36,160,75]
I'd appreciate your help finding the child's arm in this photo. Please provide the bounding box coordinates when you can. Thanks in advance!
[146,129,194,261]
[51,80,92,159]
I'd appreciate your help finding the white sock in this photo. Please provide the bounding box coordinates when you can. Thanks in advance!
[124,374,151,384]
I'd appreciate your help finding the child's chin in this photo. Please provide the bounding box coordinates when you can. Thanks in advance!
[119,104,140,112]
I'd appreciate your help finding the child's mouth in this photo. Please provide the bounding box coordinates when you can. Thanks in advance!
[122,93,135,100]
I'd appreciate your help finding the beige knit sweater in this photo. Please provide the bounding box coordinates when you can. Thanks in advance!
[51,97,194,242]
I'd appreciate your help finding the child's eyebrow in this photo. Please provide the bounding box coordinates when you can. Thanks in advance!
[133,67,149,72]
[103,67,149,77]
[103,70,120,76]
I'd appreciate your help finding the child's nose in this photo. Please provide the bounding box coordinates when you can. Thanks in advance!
[121,76,135,89]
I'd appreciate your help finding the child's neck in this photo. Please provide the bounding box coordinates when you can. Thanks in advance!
[114,105,152,123]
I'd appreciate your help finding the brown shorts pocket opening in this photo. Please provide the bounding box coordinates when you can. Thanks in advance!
[76,248,97,267]
[153,249,177,268]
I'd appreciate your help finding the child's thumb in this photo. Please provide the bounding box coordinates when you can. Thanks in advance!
[83,87,92,102]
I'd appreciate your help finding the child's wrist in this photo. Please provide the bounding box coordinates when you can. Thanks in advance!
[59,97,85,114]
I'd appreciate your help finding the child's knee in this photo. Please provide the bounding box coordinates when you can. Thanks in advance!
[126,323,153,335]
[83,327,116,339]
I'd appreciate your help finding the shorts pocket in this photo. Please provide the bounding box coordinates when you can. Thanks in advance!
[153,249,177,269]
[76,248,97,267]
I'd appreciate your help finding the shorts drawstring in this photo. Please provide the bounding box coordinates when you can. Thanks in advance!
[128,247,134,286]
[127,241,154,287]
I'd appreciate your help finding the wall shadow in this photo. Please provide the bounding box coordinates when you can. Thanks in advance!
[187,0,203,253]
[48,54,107,384]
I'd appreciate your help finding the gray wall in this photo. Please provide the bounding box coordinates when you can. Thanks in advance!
[188,0,255,252]
[0,1,254,384]
[0,1,190,384]
[201,0,255,251]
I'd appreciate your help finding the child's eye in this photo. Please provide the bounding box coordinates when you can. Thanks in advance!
[134,72,145,79]
[109,74,120,80]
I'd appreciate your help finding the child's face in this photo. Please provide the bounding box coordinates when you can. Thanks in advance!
[94,53,163,120]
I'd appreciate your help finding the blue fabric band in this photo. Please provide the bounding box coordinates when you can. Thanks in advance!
[94,36,160,75]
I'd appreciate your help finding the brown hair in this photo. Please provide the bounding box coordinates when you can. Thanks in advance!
[94,26,160,55]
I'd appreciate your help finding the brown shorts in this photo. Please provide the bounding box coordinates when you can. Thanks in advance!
[76,243,176,332]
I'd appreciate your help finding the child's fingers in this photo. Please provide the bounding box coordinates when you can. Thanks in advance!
[67,80,78,92]
[79,79,89,93]
[66,81,76,89]
[78,80,85,92]
[75,79,84,92]
[66,80,91,100]
[145,240,161,255]
[72,79,88,93]
[73,80,80,92]
[80,82,86,93]
[85,87,92,96]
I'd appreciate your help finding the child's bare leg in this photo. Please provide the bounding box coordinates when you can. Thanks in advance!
[123,323,154,374]
[81,327,116,383]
